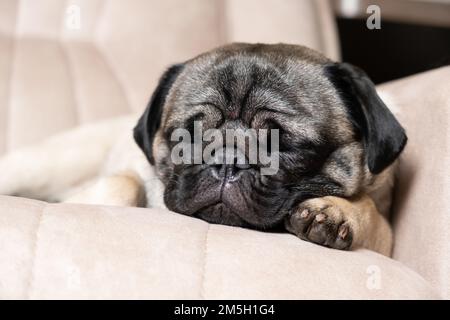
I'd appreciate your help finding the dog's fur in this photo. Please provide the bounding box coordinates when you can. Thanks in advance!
[0,43,407,256]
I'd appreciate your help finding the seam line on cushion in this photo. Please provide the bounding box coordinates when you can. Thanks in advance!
[92,0,136,114]
[25,203,47,299]
[199,223,211,299]
[4,35,16,152]
[5,0,20,152]
[60,41,81,125]
[311,0,326,58]
[93,0,108,39]
[217,0,228,44]
[315,0,341,61]
[93,44,134,113]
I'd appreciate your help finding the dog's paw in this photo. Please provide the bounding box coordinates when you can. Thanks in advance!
[285,197,353,250]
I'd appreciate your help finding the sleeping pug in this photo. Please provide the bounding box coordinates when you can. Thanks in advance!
[0,43,406,256]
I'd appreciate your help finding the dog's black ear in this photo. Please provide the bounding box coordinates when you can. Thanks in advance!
[133,64,184,164]
[325,62,407,174]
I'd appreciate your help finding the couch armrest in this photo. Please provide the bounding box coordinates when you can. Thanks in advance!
[377,66,450,299]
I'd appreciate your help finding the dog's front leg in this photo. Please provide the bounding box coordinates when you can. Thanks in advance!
[285,195,393,256]
[62,174,145,207]
[0,116,135,201]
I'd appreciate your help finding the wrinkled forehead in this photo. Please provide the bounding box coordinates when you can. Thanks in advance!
[161,51,353,142]
[172,55,325,108]
[180,53,326,101]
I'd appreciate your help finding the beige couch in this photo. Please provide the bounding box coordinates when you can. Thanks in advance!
[0,0,449,299]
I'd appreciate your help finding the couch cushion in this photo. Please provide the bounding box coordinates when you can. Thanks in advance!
[0,195,439,299]
[0,36,132,152]
[0,0,340,155]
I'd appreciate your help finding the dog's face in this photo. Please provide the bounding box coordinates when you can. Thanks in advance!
[134,43,406,229]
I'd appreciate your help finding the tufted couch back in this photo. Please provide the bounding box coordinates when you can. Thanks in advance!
[0,0,339,154]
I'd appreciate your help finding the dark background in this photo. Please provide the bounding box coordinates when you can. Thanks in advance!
[337,18,450,84]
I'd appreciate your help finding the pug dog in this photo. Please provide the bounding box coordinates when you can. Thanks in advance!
[0,43,406,256]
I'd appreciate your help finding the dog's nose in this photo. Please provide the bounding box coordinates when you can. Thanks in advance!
[212,158,250,181]
[226,156,251,175]
[209,148,250,181]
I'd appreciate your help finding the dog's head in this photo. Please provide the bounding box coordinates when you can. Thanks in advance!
[134,43,406,229]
